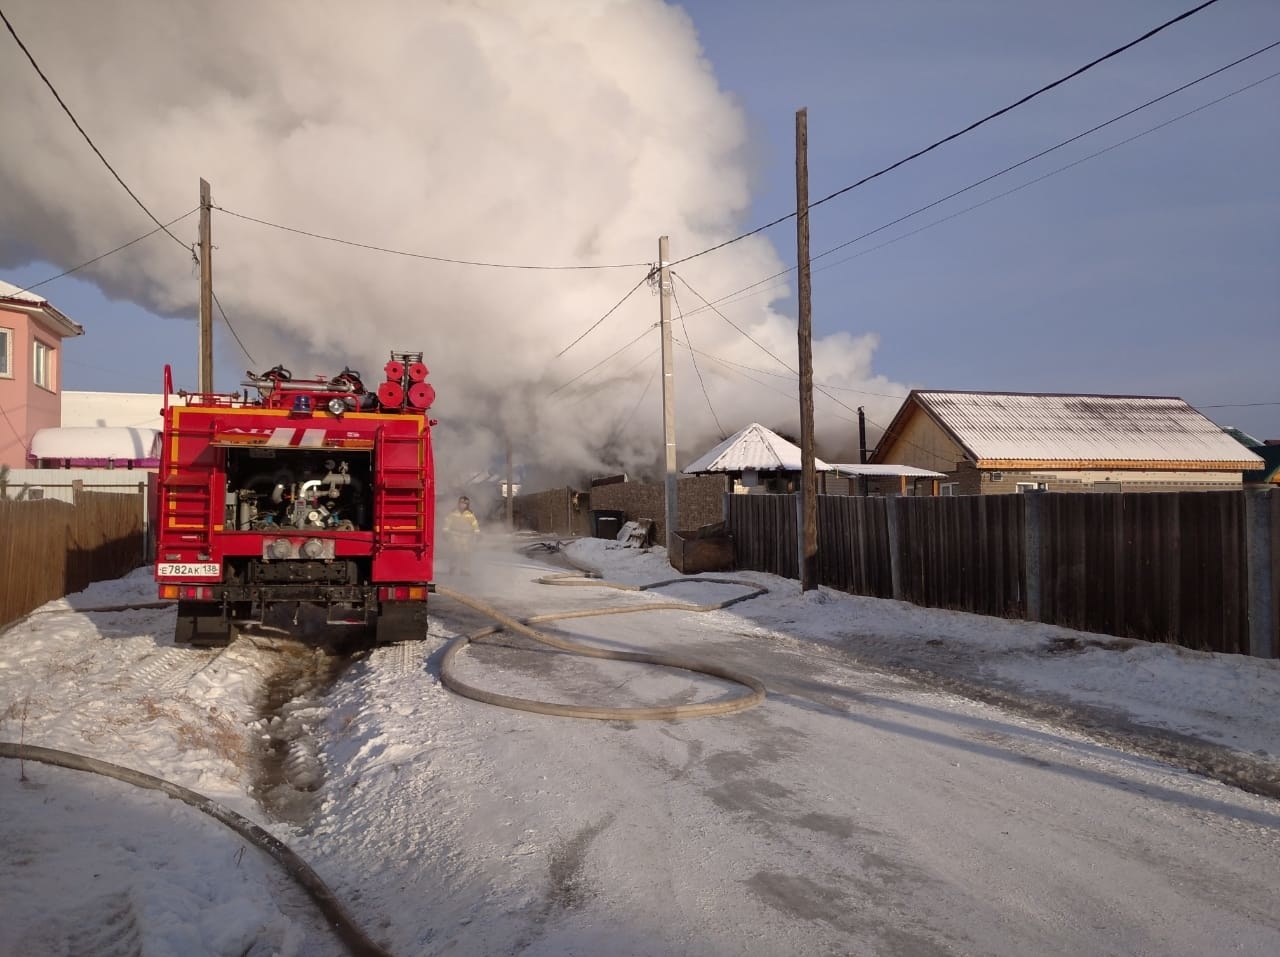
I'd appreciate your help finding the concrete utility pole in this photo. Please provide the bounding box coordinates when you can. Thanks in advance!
[505,437,515,531]
[198,178,213,393]
[795,109,817,591]
[658,235,678,555]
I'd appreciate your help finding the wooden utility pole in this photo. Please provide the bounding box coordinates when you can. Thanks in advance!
[795,109,817,591]
[659,235,678,556]
[198,178,213,393]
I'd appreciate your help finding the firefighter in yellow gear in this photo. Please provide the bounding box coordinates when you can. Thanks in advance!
[443,495,480,574]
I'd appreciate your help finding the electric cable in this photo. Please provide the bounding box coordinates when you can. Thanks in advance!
[548,321,657,397]
[1200,401,1280,409]
[211,289,256,364]
[671,282,725,439]
[681,41,1280,320]
[0,7,192,253]
[810,68,1280,278]
[675,339,908,401]
[555,270,652,359]
[0,209,200,299]
[570,344,660,406]
[214,206,649,272]
[617,364,659,434]
[670,0,1226,267]
[673,341,860,427]
[672,272,870,424]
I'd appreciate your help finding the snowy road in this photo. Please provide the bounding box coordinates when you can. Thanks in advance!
[2,537,1278,956]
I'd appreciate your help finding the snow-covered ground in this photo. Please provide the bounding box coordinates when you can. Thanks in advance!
[1,535,1278,956]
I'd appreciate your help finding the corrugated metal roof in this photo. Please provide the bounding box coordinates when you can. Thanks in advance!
[915,392,1264,466]
[829,463,946,477]
[683,423,833,473]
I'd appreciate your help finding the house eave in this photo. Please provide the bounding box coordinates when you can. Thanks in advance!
[972,459,1261,471]
[1,297,85,339]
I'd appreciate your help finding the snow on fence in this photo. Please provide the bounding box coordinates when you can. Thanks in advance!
[0,488,147,629]
[727,490,1279,658]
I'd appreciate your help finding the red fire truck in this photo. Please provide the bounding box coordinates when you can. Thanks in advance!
[155,353,436,645]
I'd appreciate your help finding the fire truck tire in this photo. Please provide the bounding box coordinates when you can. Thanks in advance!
[374,601,428,644]
[174,600,234,647]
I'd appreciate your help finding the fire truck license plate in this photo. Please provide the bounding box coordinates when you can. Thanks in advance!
[157,562,221,578]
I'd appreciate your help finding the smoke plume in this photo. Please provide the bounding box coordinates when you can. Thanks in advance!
[0,0,906,490]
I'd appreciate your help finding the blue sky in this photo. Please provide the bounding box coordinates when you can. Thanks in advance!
[677,0,1279,439]
[3,0,1278,450]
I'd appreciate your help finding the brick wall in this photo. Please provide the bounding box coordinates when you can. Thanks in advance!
[512,487,590,535]
[588,474,729,543]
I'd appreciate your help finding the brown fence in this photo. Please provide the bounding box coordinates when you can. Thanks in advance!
[728,490,1278,657]
[0,490,146,628]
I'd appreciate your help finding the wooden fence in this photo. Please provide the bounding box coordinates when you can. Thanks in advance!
[0,490,146,629]
[727,490,1278,657]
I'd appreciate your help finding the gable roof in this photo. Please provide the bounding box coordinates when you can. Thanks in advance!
[684,422,834,474]
[874,391,1263,469]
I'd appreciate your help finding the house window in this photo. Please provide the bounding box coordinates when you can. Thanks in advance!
[1016,481,1048,493]
[33,339,53,390]
[0,326,11,378]
[940,482,958,496]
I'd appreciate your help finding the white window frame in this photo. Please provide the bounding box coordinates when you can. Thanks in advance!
[940,482,958,497]
[1016,481,1048,493]
[33,338,53,391]
[0,326,12,378]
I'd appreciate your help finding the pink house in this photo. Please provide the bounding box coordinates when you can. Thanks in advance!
[0,280,84,470]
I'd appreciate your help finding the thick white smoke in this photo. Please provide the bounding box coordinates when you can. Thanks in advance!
[0,0,905,489]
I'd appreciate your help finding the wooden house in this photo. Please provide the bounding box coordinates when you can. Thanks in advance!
[870,391,1264,494]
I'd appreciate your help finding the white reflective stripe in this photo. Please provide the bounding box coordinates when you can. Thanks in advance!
[265,427,296,447]
[300,429,328,447]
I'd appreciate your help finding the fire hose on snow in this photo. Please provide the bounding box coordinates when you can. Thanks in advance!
[0,742,392,957]
[435,564,769,721]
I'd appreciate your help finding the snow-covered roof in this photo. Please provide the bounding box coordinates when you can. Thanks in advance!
[829,463,946,478]
[29,427,160,463]
[0,279,46,303]
[61,392,175,430]
[905,392,1264,467]
[683,423,834,474]
[0,279,83,338]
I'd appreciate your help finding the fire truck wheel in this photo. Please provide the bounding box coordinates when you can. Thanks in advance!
[174,599,234,647]
[374,601,428,644]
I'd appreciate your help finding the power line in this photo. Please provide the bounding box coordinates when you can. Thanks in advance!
[673,340,860,427]
[617,363,660,435]
[0,209,200,298]
[675,339,909,400]
[807,68,1280,275]
[674,272,901,425]
[1200,401,1280,409]
[548,322,658,397]
[0,6,191,253]
[681,41,1280,320]
[211,290,255,364]
[670,0,1227,267]
[214,206,649,272]
[670,282,725,438]
[555,271,652,359]
[568,344,660,405]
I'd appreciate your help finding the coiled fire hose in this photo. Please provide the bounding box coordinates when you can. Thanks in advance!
[0,742,391,957]
[436,567,769,720]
